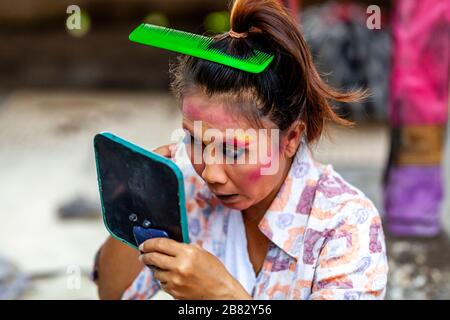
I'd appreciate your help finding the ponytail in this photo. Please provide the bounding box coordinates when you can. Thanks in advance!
[170,0,367,143]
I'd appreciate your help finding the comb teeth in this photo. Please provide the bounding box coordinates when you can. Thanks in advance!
[129,23,274,74]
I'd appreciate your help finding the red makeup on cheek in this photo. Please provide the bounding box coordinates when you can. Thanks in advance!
[246,167,262,183]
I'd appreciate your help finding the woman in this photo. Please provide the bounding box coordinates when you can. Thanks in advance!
[93,0,388,300]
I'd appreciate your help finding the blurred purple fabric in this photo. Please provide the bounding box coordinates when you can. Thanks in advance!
[384,166,444,236]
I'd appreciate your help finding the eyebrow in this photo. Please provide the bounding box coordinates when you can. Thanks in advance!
[224,137,250,149]
[183,121,252,148]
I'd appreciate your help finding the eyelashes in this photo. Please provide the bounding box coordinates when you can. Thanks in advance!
[223,145,245,160]
[182,129,246,160]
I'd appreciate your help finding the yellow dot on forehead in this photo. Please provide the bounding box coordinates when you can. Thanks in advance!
[235,131,254,141]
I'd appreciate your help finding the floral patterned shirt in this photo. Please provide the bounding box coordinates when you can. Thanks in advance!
[121,140,388,300]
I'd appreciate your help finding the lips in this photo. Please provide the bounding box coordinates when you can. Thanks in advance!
[214,193,240,203]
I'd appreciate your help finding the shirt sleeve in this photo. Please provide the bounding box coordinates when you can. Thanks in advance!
[121,266,161,300]
[309,200,389,300]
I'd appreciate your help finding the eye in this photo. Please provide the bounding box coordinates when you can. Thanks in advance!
[223,145,245,161]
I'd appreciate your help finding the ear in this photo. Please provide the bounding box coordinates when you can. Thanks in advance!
[281,121,305,158]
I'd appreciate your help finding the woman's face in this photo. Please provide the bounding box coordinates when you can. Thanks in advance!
[181,91,299,211]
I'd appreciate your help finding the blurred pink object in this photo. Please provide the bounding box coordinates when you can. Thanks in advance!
[278,0,300,20]
[389,0,450,126]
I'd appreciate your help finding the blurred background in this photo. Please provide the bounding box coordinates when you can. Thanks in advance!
[0,0,449,300]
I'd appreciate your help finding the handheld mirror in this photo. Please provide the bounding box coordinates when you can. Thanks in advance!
[94,132,189,250]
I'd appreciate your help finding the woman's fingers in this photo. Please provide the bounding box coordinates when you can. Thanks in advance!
[139,237,185,256]
[140,251,175,270]
[152,267,171,284]
[152,144,176,158]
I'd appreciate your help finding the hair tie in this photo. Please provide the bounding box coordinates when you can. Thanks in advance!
[228,26,263,39]
[229,30,248,39]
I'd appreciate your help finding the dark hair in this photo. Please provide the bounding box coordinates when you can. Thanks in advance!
[169,0,366,143]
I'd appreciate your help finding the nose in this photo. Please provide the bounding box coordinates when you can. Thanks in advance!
[201,163,228,185]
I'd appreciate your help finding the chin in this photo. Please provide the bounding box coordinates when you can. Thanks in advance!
[220,199,253,211]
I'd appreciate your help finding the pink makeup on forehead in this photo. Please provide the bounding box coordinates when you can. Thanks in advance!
[182,102,204,120]
[182,100,239,127]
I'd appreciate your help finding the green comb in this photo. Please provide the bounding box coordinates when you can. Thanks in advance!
[129,23,274,74]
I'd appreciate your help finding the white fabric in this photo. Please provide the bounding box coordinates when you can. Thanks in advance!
[223,211,256,296]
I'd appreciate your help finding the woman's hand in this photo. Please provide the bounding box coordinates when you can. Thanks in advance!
[139,238,252,300]
[153,144,176,158]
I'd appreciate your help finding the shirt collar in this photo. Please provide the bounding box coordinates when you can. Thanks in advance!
[257,142,321,259]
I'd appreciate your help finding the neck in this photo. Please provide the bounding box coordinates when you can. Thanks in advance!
[242,157,293,225]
